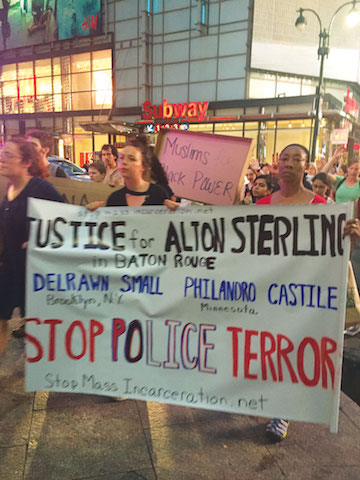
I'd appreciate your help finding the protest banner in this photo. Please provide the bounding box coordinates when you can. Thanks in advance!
[155,129,254,205]
[26,199,351,432]
[48,177,116,206]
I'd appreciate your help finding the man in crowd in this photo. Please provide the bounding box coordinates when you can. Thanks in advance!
[26,129,67,178]
[101,144,124,187]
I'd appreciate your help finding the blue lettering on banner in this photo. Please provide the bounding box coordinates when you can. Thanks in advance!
[33,273,109,292]
[267,283,338,310]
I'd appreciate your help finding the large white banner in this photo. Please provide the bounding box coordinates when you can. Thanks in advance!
[26,199,352,432]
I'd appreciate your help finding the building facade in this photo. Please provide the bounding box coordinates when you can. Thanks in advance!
[0,0,359,165]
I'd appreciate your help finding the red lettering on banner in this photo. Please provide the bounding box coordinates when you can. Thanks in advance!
[90,319,104,362]
[65,321,87,360]
[112,318,126,361]
[244,330,258,380]
[226,326,243,377]
[321,337,337,389]
[44,319,62,361]
[297,337,321,387]
[227,328,337,390]
[25,318,105,363]
[25,318,44,363]
[277,334,298,383]
[260,331,277,381]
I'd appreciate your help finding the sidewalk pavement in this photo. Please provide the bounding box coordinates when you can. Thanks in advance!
[1,317,360,480]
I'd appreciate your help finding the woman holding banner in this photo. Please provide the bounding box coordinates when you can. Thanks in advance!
[88,135,178,210]
[257,143,360,442]
[0,138,64,355]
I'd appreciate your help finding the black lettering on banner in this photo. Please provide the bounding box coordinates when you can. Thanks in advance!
[125,320,143,363]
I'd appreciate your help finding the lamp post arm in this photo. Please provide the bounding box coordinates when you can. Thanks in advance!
[329,0,360,34]
[298,7,323,31]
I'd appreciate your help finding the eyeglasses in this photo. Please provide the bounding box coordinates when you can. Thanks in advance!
[0,151,22,161]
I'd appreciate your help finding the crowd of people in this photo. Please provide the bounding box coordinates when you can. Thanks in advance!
[1,130,360,446]
[239,145,360,210]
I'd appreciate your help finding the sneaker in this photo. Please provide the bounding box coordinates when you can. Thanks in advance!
[12,324,25,338]
[266,418,289,442]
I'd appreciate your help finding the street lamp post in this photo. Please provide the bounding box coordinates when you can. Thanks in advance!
[295,1,360,163]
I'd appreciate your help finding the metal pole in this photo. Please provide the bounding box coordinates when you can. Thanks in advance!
[311,30,328,163]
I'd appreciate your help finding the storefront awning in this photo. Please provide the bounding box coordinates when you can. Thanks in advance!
[79,121,139,135]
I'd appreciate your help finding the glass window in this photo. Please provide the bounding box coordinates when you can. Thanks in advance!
[71,53,91,73]
[53,94,63,112]
[92,50,112,71]
[19,97,35,114]
[71,72,91,92]
[92,70,112,91]
[36,77,52,95]
[259,128,275,164]
[35,96,53,113]
[94,134,109,152]
[18,78,35,97]
[72,92,91,110]
[189,123,213,132]
[1,64,16,82]
[74,136,93,167]
[3,81,18,97]
[53,76,62,94]
[275,121,311,157]
[35,59,51,78]
[244,122,259,131]
[53,58,61,76]
[18,62,33,79]
[215,123,243,134]
[92,90,112,109]
[4,98,18,114]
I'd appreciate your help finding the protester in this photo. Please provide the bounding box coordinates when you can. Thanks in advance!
[0,138,64,353]
[251,174,279,203]
[311,172,333,204]
[257,143,360,442]
[88,161,106,183]
[88,135,178,210]
[106,136,177,208]
[321,146,360,210]
[101,144,124,188]
[305,162,317,185]
[26,129,67,178]
[239,166,258,204]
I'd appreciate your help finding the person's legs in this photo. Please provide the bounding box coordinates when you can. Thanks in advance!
[0,320,8,356]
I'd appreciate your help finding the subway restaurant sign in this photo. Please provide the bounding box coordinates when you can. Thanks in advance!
[26,200,351,432]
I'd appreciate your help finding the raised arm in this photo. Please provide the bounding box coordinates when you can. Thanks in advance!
[321,146,345,184]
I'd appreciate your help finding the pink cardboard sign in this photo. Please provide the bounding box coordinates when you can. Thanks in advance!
[155,129,254,205]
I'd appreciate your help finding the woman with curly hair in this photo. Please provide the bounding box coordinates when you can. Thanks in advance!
[0,138,64,353]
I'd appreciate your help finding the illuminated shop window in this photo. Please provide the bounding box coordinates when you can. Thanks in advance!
[71,53,91,73]
[1,64,16,81]
[92,50,112,71]
[189,123,213,132]
[18,62,33,80]
[36,77,53,96]
[35,59,51,78]
[0,49,113,114]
